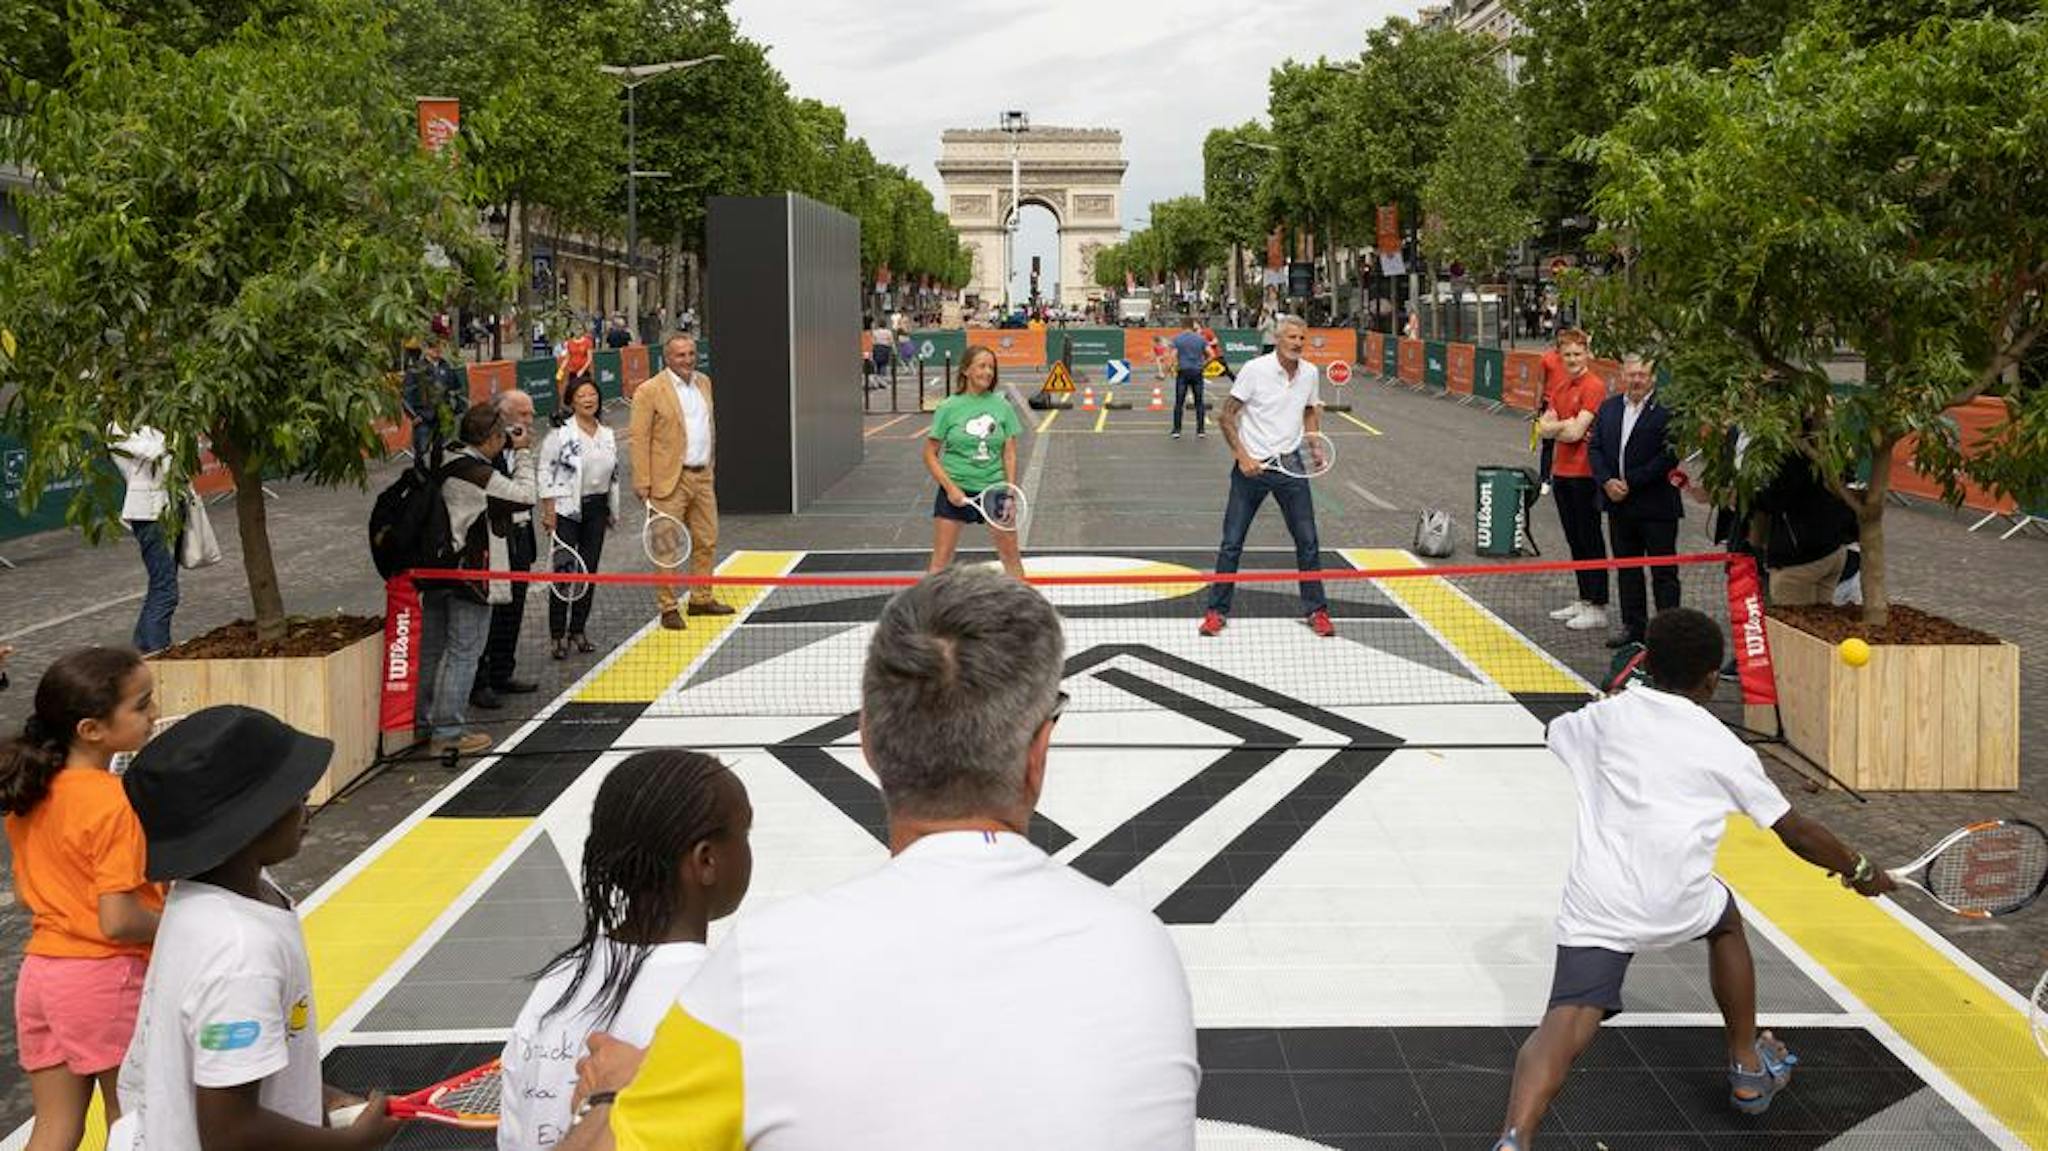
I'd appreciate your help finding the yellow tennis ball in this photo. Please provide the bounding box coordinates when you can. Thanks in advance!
[1839,637,1871,667]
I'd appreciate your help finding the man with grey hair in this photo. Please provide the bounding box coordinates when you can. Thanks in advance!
[557,566,1200,1151]
[1587,353,1681,648]
[1203,313,1333,638]
[474,387,541,708]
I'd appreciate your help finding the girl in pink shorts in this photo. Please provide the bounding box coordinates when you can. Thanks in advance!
[2,647,165,1149]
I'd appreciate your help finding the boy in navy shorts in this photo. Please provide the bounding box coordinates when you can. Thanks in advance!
[1494,609,1892,1150]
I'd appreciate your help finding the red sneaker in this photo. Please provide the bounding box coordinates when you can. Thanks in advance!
[1307,608,1336,637]
[1199,610,1226,637]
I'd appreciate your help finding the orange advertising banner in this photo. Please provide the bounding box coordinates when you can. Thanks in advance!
[1447,343,1475,396]
[967,329,1046,370]
[1892,397,2019,513]
[1303,328,1357,371]
[1376,205,1400,255]
[1364,331,1386,376]
[619,345,651,398]
[1397,339,1425,385]
[417,98,460,155]
[1123,328,1180,372]
[1503,351,1545,412]
[466,359,516,405]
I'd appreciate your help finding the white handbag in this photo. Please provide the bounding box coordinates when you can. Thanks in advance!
[176,489,221,569]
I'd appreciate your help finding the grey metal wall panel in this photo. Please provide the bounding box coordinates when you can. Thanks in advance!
[705,194,862,514]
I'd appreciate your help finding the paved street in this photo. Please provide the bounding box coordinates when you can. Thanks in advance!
[0,372,2041,1135]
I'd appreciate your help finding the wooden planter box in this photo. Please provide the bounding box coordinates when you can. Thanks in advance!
[1755,617,2018,791]
[148,632,382,804]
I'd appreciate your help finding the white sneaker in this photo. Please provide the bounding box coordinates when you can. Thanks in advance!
[1567,605,1609,631]
[1549,600,1589,621]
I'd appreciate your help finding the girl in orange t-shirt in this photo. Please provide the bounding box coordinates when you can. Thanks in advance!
[2,646,165,1147]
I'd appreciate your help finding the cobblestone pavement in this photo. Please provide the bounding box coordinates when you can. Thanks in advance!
[1,379,2040,1134]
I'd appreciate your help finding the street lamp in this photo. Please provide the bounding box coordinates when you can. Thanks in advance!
[998,109,1028,311]
[598,54,725,341]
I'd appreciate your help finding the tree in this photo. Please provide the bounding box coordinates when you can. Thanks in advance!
[0,1,502,643]
[1419,68,1532,338]
[1579,14,2048,626]
[1203,122,1276,307]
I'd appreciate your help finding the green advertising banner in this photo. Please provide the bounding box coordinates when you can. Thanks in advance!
[0,436,88,543]
[1424,341,1449,390]
[1046,328,1123,368]
[1473,347,1505,403]
[1380,337,1398,379]
[907,329,967,367]
[516,356,558,417]
[1215,329,1262,368]
[592,350,624,402]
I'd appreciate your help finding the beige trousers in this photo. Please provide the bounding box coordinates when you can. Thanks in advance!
[652,467,719,613]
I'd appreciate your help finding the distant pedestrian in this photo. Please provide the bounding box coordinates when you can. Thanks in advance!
[403,336,464,466]
[107,425,179,655]
[1169,317,1210,439]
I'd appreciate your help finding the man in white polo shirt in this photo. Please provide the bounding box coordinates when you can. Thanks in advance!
[559,566,1200,1151]
[1202,313,1333,638]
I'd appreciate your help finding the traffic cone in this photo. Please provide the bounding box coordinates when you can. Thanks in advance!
[1148,385,1166,411]
[1080,386,1096,411]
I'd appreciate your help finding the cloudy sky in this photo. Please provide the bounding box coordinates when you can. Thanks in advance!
[727,0,1425,297]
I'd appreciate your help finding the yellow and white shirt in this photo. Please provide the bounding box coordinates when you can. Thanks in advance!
[611,830,1200,1150]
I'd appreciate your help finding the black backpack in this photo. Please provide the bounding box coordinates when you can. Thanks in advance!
[369,447,459,579]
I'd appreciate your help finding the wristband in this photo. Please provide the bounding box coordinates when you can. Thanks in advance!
[575,1091,618,1122]
[1849,854,1873,883]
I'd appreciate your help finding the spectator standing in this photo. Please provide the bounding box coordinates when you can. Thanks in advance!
[629,335,729,629]
[403,337,465,466]
[1588,355,1682,647]
[1169,317,1210,439]
[107,426,179,655]
[539,376,621,659]
[1536,330,1612,632]
[1750,441,1857,606]
[475,391,541,711]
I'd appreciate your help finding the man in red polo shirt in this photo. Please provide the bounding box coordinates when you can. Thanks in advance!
[1536,329,1611,631]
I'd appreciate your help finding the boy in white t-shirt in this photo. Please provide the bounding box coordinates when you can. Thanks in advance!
[498,750,751,1151]
[111,706,401,1151]
[1494,609,1893,1151]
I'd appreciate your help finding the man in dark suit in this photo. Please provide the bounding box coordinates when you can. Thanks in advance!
[1588,355,1683,647]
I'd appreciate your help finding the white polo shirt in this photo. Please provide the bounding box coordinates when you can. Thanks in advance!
[1546,686,1792,952]
[1229,353,1321,461]
[611,830,1199,1150]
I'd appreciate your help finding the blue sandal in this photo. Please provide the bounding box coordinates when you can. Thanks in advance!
[1491,1132,1523,1151]
[1728,1032,1797,1114]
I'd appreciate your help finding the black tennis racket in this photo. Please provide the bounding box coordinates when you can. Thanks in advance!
[1878,819,2048,919]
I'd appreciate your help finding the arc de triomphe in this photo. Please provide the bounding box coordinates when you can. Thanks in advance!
[936,126,1126,311]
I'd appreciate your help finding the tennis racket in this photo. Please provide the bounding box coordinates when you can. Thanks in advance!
[111,714,185,776]
[1877,819,2048,919]
[547,532,591,603]
[384,1057,502,1129]
[1261,432,1335,479]
[2031,969,2048,1058]
[642,506,692,570]
[964,483,1027,532]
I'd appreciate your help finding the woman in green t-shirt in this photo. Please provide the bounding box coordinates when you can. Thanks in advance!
[923,345,1026,578]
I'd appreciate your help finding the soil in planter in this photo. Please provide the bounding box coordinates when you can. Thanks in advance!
[1770,603,2001,646]
[157,615,385,660]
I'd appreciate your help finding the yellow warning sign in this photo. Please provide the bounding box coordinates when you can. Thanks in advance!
[1042,360,1075,394]
[1203,359,1226,379]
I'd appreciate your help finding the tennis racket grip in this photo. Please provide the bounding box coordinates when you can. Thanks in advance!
[328,1102,368,1127]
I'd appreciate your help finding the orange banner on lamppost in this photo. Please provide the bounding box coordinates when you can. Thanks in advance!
[1376,205,1400,254]
[416,98,460,155]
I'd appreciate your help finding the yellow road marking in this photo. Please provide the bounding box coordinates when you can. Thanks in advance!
[1717,823,2047,1147]
[1335,410,1383,436]
[302,817,531,1027]
[1036,408,1061,433]
[1094,397,1111,432]
[576,551,802,703]
[863,414,910,437]
[1340,548,1585,694]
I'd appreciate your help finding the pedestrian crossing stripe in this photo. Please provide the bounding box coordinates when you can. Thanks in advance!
[1043,360,1075,394]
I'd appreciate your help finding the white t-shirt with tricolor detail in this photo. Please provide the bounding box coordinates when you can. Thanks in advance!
[610,830,1200,1150]
[1547,686,1792,952]
[112,877,322,1150]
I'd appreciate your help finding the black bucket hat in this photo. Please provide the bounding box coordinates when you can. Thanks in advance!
[122,705,333,881]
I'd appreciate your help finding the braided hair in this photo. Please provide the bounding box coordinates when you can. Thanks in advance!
[0,647,144,816]
[541,749,733,1029]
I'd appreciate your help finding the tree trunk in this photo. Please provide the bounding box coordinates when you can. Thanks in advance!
[1856,433,1900,629]
[211,435,287,644]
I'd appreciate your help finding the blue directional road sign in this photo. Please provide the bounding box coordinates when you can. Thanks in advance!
[1106,359,1132,385]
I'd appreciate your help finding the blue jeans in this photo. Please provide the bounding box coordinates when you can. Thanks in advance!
[1172,369,1206,435]
[421,588,491,741]
[129,520,179,653]
[1206,464,1327,615]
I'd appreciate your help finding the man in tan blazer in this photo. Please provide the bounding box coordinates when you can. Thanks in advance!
[630,334,731,629]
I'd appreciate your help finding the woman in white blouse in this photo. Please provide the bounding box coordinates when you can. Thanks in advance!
[538,376,621,658]
[107,424,179,653]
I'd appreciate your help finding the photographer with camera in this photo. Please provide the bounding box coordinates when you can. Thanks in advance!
[472,390,542,712]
